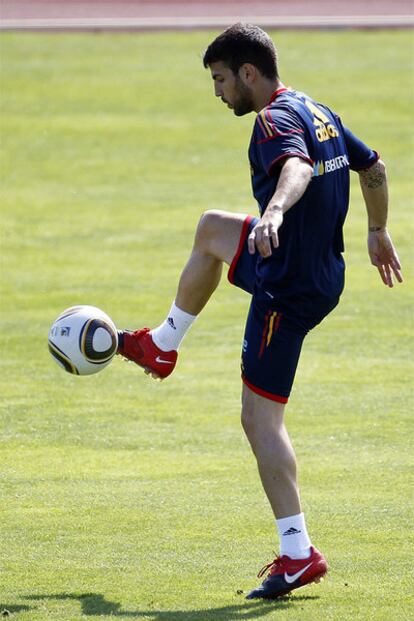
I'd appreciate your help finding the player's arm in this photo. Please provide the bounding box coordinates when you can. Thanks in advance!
[358,159,403,287]
[248,156,313,257]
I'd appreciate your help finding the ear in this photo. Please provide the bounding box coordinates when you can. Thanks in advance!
[238,63,258,85]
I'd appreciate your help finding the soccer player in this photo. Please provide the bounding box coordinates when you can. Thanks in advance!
[118,24,402,599]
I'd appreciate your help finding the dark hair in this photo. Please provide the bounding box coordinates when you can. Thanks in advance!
[203,23,278,80]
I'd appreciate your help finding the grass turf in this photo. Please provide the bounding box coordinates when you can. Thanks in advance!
[0,29,413,620]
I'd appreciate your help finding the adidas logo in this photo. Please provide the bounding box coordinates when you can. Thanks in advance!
[282,527,302,536]
[167,317,176,330]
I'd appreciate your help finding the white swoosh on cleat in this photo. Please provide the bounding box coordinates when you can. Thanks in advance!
[155,356,174,364]
[284,562,313,584]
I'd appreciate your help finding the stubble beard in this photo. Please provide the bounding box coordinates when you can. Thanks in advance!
[232,78,255,116]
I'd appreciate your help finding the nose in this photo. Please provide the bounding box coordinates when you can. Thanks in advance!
[214,83,222,98]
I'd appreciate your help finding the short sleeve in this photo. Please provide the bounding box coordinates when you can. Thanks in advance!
[337,121,379,171]
[254,106,313,176]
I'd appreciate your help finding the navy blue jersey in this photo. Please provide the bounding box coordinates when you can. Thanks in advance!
[248,86,378,316]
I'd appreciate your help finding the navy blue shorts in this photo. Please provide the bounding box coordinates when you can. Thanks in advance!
[228,215,337,403]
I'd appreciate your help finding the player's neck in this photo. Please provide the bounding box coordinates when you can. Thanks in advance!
[253,79,283,112]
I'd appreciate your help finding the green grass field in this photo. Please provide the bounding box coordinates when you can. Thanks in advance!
[0,29,413,621]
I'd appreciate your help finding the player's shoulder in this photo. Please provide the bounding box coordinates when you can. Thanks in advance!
[269,88,311,110]
[254,90,306,141]
[273,89,337,118]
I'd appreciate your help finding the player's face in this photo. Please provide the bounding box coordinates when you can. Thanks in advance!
[210,61,255,116]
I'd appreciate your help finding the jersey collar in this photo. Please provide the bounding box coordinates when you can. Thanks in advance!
[268,83,288,105]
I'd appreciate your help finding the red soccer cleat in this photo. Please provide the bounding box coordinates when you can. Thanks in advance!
[117,328,178,379]
[246,546,328,599]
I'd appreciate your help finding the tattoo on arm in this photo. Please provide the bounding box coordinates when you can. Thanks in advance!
[359,162,386,189]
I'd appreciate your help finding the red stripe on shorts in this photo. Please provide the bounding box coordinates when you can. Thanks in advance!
[228,215,254,285]
[242,375,289,404]
[258,310,272,358]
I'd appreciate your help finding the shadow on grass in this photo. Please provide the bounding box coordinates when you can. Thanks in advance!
[0,604,33,614]
[23,592,320,619]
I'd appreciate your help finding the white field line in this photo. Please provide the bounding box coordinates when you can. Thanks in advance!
[1,15,413,31]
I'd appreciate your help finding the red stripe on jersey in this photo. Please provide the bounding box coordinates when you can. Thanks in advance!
[257,131,304,145]
[263,106,304,138]
[256,114,270,140]
[267,152,314,175]
[267,86,289,105]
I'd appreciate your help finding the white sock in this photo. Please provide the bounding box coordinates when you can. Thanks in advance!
[276,512,312,559]
[150,302,196,352]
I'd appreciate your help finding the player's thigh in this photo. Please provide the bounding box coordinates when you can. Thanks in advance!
[198,210,250,265]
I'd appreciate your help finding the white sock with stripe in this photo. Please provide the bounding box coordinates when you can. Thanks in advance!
[150,302,196,352]
[276,512,312,559]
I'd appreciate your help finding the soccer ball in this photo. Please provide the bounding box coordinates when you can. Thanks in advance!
[48,305,118,375]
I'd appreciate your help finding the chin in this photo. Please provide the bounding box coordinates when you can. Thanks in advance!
[233,100,255,116]
[234,107,254,117]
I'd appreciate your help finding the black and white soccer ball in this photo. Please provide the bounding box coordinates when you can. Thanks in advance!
[48,305,118,375]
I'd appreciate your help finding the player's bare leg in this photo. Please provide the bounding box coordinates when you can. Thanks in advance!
[241,384,301,519]
[175,209,247,314]
[117,210,248,376]
[241,384,328,599]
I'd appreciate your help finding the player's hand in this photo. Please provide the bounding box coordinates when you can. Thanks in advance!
[248,208,283,258]
[367,228,403,287]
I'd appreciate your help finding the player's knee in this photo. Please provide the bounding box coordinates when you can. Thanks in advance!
[241,404,259,445]
[241,395,287,454]
[195,210,226,251]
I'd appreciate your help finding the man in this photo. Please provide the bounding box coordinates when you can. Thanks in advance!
[117,24,402,599]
